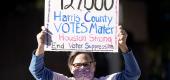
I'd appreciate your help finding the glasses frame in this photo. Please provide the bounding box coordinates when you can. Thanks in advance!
[72,61,94,68]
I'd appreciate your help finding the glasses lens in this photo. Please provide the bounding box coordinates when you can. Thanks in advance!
[72,61,93,67]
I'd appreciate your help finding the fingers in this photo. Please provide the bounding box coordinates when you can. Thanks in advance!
[118,25,127,36]
[41,26,48,32]
[37,31,45,44]
[41,26,53,35]
[117,25,128,44]
[118,25,123,35]
[37,26,46,40]
[37,31,45,39]
[41,26,45,31]
[118,25,123,30]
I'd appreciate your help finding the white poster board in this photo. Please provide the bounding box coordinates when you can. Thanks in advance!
[44,0,119,52]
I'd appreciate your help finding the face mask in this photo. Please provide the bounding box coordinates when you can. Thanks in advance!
[73,66,94,80]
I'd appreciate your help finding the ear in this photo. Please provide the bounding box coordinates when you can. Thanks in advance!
[70,66,74,74]
[92,62,96,72]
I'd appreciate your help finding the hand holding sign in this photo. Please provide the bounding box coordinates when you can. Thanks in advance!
[35,26,45,56]
[118,25,128,53]
[35,26,52,56]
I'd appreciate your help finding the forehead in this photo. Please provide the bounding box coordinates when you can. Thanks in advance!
[72,53,92,64]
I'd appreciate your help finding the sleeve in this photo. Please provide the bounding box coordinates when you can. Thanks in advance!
[29,51,53,80]
[116,50,141,80]
[98,50,141,80]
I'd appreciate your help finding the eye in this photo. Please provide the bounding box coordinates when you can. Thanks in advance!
[73,63,83,67]
[82,63,89,67]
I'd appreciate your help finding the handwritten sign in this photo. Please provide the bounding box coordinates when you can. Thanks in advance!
[44,0,119,52]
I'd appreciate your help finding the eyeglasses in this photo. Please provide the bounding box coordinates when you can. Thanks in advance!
[72,61,94,68]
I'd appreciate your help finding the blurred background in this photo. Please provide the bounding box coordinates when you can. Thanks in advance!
[1,0,170,80]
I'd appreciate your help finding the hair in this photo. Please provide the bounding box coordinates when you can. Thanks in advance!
[68,51,95,69]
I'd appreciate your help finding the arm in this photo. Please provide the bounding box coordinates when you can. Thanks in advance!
[116,50,141,80]
[29,51,53,80]
[29,27,53,80]
[98,25,141,80]
[116,25,141,80]
[29,26,70,80]
[99,50,141,80]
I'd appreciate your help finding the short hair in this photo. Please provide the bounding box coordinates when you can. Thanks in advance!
[68,51,95,69]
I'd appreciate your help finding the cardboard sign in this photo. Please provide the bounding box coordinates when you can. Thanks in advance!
[44,0,119,52]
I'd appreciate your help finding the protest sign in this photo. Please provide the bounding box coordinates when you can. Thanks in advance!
[44,0,119,52]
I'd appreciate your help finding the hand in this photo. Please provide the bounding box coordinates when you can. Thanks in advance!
[118,25,129,53]
[35,26,46,56]
[37,26,46,46]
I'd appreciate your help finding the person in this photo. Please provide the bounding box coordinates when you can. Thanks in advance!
[29,25,141,80]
